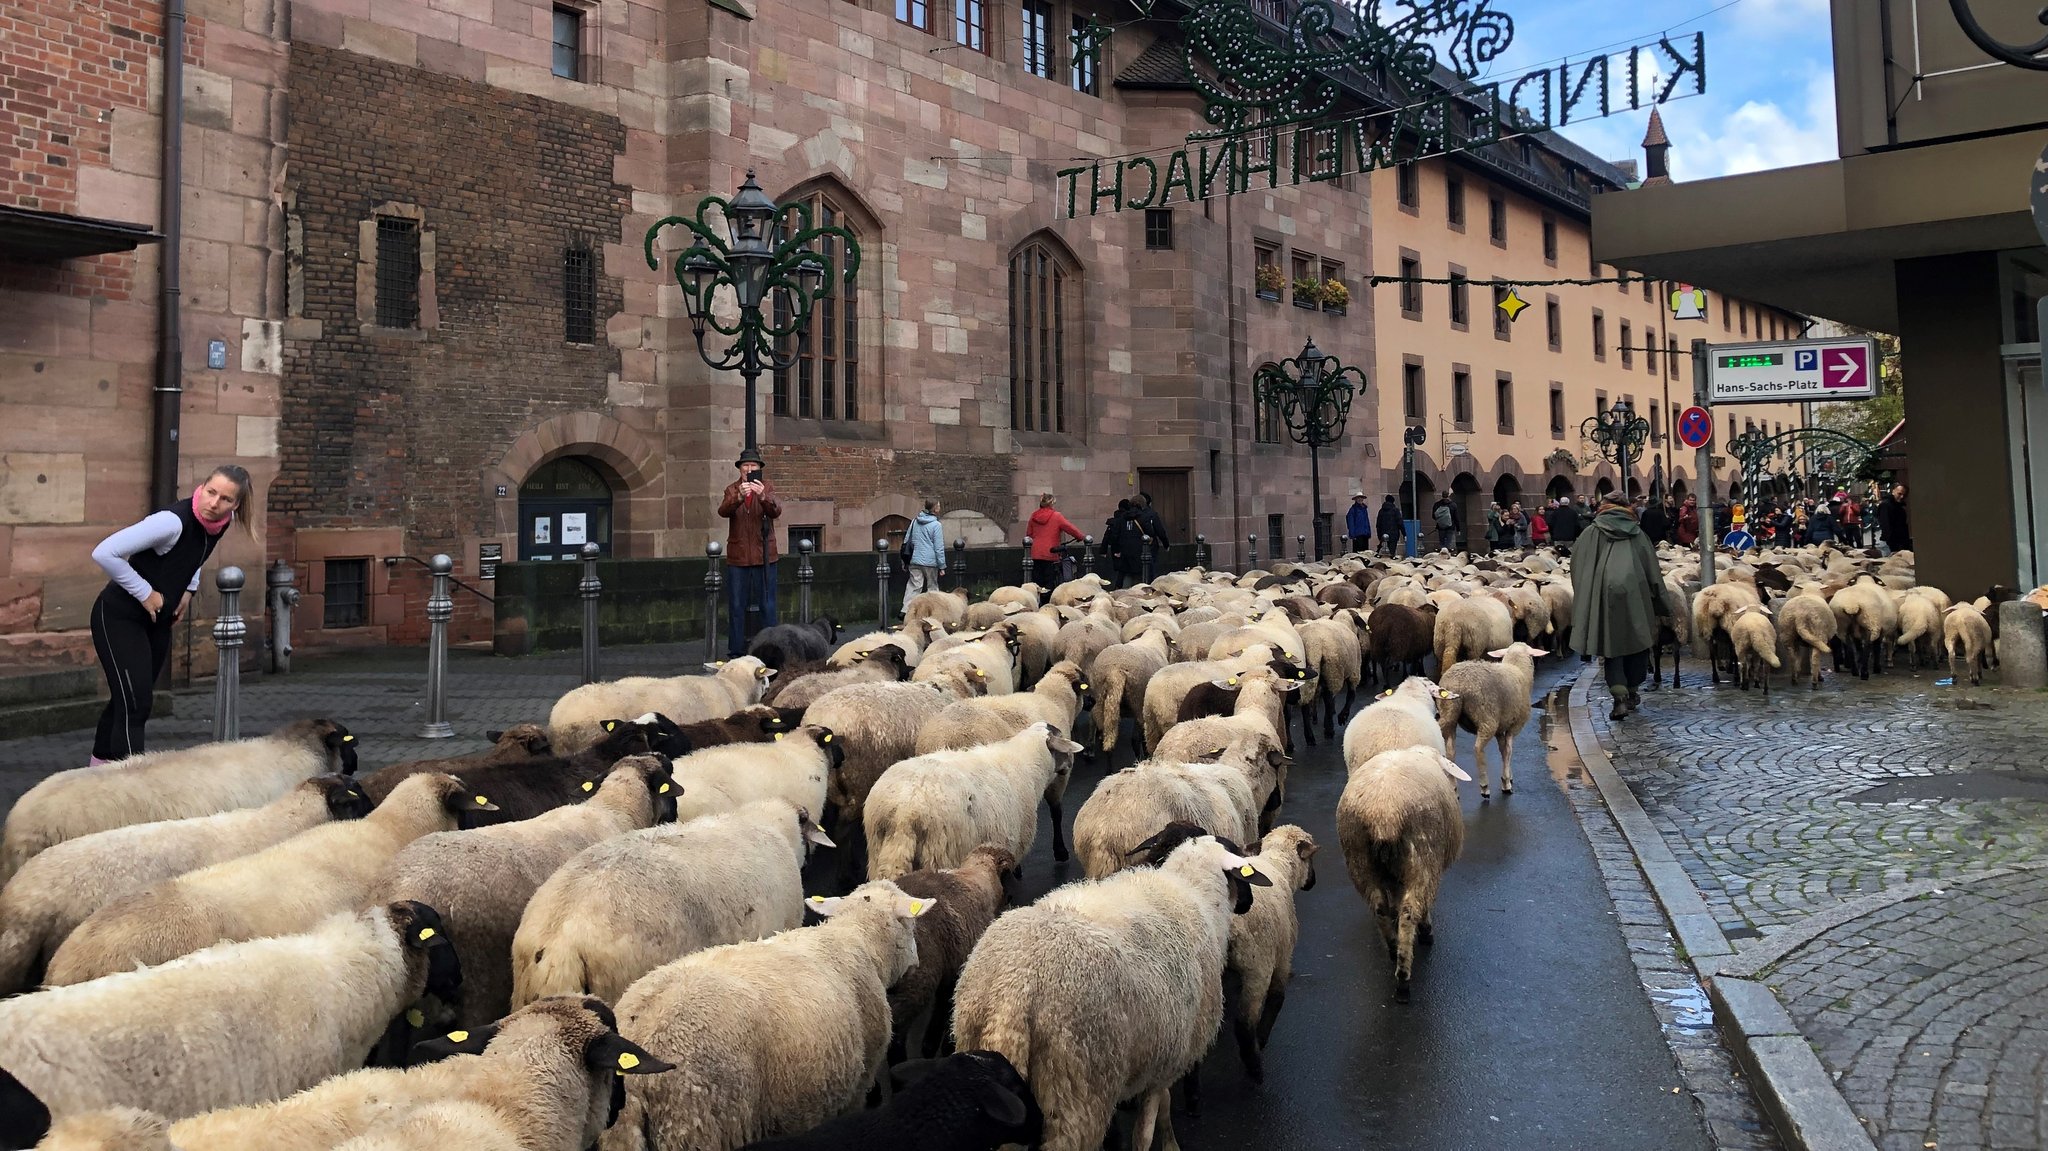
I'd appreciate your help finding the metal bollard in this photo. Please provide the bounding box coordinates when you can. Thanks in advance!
[265,559,298,674]
[704,542,724,663]
[1296,534,1307,563]
[212,566,246,741]
[796,538,815,624]
[950,538,966,585]
[1082,534,1096,572]
[418,554,454,739]
[1141,535,1154,581]
[1022,537,1034,585]
[1247,534,1259,574]
[875,539,892,630]
[578,542,602,686]
[1195,534,1209,570]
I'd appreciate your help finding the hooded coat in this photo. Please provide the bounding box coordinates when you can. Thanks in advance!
[1568,507,1668,657]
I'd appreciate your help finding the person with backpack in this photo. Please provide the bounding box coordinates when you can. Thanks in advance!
[900,498,947,619]
[1431,495,1458,552]
[1133,491,1170,581]
[1377,494,1407,556]
[1107,500,1145,589]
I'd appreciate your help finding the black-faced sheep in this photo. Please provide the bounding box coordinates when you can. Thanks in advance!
[732,1050,1037,1151]
[747,617,840,672]
[1223,824,1317,1082]
[361,714,670,821]
[550,658,774,752]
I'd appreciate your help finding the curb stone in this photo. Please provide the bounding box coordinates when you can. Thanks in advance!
[1567,667,1879,1151]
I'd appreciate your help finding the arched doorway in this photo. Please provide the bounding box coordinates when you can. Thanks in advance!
[1670,478,1690,504]
[1451,473,1482,553]
[1624,476,1644,499]
[1545,475,1575,502]
[1594,477,1615,498]
[519,456,615,561]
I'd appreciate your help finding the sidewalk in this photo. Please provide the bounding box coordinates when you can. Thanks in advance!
[1572,667,2048,1151]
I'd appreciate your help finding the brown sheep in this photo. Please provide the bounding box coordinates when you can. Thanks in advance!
[884,845,1021,1064]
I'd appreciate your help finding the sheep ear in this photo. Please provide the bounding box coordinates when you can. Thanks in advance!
[703,661,726,671]
[485,730,505,742]
[801,816,837,848]
[1485,648,1511,659]
[807,894,846,917]
[603,720,619,732]
[1223,862,1273,888]
[1211,677,1239,690]
[587,1032,675,1075]
[1438,756,1474,782]
[1529,648,1550,658]
[412,1023,498,1060]
[1377,689,1394,699]
[971,1076,1031,1127]
[898,895,937,918]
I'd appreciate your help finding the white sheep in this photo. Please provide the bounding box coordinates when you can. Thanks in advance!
[599,882,932,1151]
[1087,628,1175,763]
[548,659,773,753]
[912,659,1090,754]
[1071,751,1259,878]
[951,833,1268,1151]
[380,754,675,1029]
[913,625,1021,696]
[1297,611,1366,739]
[1431,596,1512,676]
[1138,643,1276,751]
[0,774,369,996]
[1342,676,1455,772]
[1944,603,1995,685]
[864,722,1082,880]
[511,799,832,1008]
[1435,642,1545,798]
[1776,592,1838,689]
[1148,720,1290,825]
[44,772,487,985]
[1893,591,1944,671]
[797,679,965,855]
[1832,575,1899,680]
[0,901,459,1128]
[1728,604,1781,696]
[904,587,970,631]
[1337,745,1470,1001]
[1691,581,1762,683]
[666,723,841,826]
[829,617,947,669]
[0,717,359,884]
[1226,824,1318,1083]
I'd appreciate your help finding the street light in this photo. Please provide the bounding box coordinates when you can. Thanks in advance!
[644,170,861,463]
[1582,398,1651,499]
[1251,337,1367,560]
[1401,424,1426,556]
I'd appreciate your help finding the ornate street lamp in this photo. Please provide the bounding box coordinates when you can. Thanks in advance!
[644,170,861,463]
[1400,424,1426,555]
[1251,338,1367,560]
[1582,398,1651,498]
[1947,1,2048,70]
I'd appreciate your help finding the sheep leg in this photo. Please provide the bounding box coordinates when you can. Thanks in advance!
[1178,1066,1200,1122]
[1233,1013,1264,1083]
[1393,902,1421,1003]
[1298,698,1318,747]
[1045,789,1070,862]
[1341,681,1357,722]
[1497,731,1514,794]
[1672,643,1682,689]
[1255,982,1287,1048]
[923,974,959,1059]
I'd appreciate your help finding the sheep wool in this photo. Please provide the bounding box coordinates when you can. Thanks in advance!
[0,718,358,884]
[1435,642,1545,798]
[1776,592,1839,690]
[0,774,370,996]
[44,772,487,986]
[600,882,933,1151]
[1944,603,1995,686]
[549,658,773,753]
[511,799,829,1008]
[1090,629,1176,760]
[667,724,841,826]
[884,846,1019,1064]
[1226,825,1318,1082]
[1337,745,1470,1001]
[1341,676,1454,773]
[1431,596,1513,677]
[1071,756,1257,879]
[864,722,1082,881]
[1728,605,1781,697]
[912,660,1091,756]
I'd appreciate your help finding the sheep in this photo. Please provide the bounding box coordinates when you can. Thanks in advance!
[0,774,371,996]
[361,714,672,820]
[1088,628,1174,764]
[1070,748,1261,878]
[1172,615,1243,662]
[549,658,773,752]
[912,659,1091,755]
[667,723,843,827]
[1728,604,1780,697]
[800,680,971,876]
[599,882,933,1151]
[769,644,912,709]
[950,832,1269,1151]
[986,583,1043,611]
[1298,610,1367,738]
[1650,577,1690,688]
[1777,592,1838,689]
[1337,744,1470,1001]
[1944,603,1995,685]
[730,1050,1037,1151]
[1208,607,1309,670]
[747,618,841,672]
[913,625,1021,697]
[660,704,803,755]
[510,799,833,1009]
[1050,608,1121,682]
[358,724,552,798]
[905,588,971,632]
[39,996,675,1151]
[1894,591,1944,671]
[1342,676,1455,772]
[1148,722,1290,823]
[379,754,676,1031]
[1432,596,1512,677]
[864,722,1082,880]
[1435,642,1545,799]
[1002,607,1061,687]
[1831,575,1898,680]
[1221,824,1317,1082]
[1364,603,1435,688]
[0,718,359,884]
[1535,580,1575,654]
[1048,572,1111,607]
[1692,582,1763,684]
[1138,643,1276,752]
[0,901,460,1133]
[885,845,1021,1064]
[1174,663,1306,762]
[43,772,491,985]
[829,618,946,669]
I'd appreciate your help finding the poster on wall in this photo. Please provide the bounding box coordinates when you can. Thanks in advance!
[478,544,502,580]
[533,519,552,545]
[561,514,588,546]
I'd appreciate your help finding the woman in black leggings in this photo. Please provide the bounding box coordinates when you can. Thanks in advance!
[87,465,252,763]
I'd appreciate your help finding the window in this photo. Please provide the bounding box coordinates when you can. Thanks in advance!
[323,559,368,629]
[1397,164,1419,210]
[1403,361,1424,420]
[1495,374,1514,431]
[1446,174,1465,227]
[1292,251,1315,310]
[1620,320,1633,368]
[1541,218,1557,264]
[1145,209,1173,251]
[1642,279,1653,302]
[1592,311,1606,359]
[1545,299,1561,351]
[1488,196,1506,244]
[954,0,988,51]
[1253,241,1279,298]
[1070,16,1097,94]
[1210,449,1221,495]
[1492,284,1511,340]
[1255,369,1281,443]
[1549,384,1565,434]
[1320,259,1345,313]
[1667,336,1679,379]
[1740,305,1749,335]
[551,6,581,80]
[1596,390,1607,422]
[787,525,824,555]
[563,246,596,344]
[1449,269,1468,328]
[1022,0,1053,76]
[1452,369,1472,427]
[775,189,863,421]
[1649,403,1663,443]
[1646,329,1657,375]
[1268,514,1286,563]
[374,216,420,328]
[1399,255,1421,317]
[895,0,931,31]
[1721,295,1731,329]
[1009,239,1075,433]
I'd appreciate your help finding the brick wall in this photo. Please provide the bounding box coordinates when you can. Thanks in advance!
[767,444,1019,527]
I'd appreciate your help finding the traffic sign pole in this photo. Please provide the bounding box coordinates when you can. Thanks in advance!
[1692,338,1716,588]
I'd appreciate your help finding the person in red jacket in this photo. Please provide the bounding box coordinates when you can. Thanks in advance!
[717,451,781,658]
[1675,494,1700,547]
[1025,493,1084,588]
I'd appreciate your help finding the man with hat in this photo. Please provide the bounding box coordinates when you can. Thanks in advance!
[1569,490,1671,720]
[716,448,781,658]
[1345,492,1373,554]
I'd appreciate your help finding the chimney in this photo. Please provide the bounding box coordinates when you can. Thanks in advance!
[1642,108,1672,186]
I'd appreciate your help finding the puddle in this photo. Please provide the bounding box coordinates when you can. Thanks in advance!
[1542,688,1588,790]
[1648,984,1716,1032]
[1847,772,2048,803]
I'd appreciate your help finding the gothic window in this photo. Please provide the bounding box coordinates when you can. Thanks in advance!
[773,188,863,421]
[1010,238,1079,433]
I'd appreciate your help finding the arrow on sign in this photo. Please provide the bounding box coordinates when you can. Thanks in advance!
[1823,347,1867,389]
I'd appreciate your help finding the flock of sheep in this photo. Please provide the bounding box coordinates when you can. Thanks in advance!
[0,538,2026,1151]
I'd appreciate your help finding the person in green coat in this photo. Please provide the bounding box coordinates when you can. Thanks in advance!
[1570,492,1671,719]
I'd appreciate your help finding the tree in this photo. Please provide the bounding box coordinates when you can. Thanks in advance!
[1814,326,1903,446]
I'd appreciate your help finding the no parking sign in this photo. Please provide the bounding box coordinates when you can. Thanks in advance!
[1676,406,1713,449]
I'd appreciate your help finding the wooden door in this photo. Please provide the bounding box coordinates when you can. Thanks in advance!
[1136,469,1191,546]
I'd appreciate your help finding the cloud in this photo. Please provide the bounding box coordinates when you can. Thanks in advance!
[1665,70,1837,179]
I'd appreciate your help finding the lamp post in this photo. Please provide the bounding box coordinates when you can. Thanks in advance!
[1400,424,1426,556]
[644,170,862,464]
[1251,337,1366,561]
[1582,398,1651,499]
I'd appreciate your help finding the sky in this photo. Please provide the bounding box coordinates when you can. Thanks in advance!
[1451,0,1840,180]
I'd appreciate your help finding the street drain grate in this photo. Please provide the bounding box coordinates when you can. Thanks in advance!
[1847,772,2048,803]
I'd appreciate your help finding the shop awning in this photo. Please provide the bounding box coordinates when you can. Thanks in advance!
[0,205,161,261]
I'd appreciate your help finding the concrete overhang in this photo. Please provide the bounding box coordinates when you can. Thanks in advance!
[1591,129,2048,332]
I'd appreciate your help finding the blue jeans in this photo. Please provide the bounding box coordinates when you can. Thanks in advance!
[728,563,778,658]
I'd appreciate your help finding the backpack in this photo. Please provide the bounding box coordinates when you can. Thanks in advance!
[900,527,916,567]
[1433,504,1454,529]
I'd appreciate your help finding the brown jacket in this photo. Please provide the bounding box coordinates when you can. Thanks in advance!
[718,478,782,565]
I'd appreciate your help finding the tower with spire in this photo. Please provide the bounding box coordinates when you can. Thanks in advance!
[1642,108,1673,186]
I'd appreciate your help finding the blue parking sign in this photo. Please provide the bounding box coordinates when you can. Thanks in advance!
[1794,349,1818,372]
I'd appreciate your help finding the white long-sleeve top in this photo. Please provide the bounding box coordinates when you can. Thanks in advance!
[92,511,204,603]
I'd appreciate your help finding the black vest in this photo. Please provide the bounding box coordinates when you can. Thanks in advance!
[123,502,224,602]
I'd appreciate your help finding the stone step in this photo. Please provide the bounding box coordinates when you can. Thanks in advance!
[0,665,172,742]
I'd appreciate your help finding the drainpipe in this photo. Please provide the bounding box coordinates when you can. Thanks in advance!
[151,0,186,509]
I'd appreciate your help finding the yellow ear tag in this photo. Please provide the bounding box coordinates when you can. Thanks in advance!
[406,1008,425,1026]
[347,790,359,798]
[475,795,490,805]
[604,721,617,732]
[1239,865,1256,877]
[418,926,436,941]
[1081,683,1089,691]
[618,1052,641,1070]
[773,732,785,741]
[909,899,924,915]
[807,895,827,906]
[447,1030,469,1043]
[658,782,671,794]
[1227,677,1239,686]
[582,781,595,792]
[343,734,356,742]
[821,733,832,743]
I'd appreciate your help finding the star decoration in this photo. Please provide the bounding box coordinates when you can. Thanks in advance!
[1070,17,1113,73]
[1496,287,1529,322]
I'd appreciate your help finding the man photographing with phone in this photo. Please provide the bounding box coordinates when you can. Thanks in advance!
[718,449,782,658]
